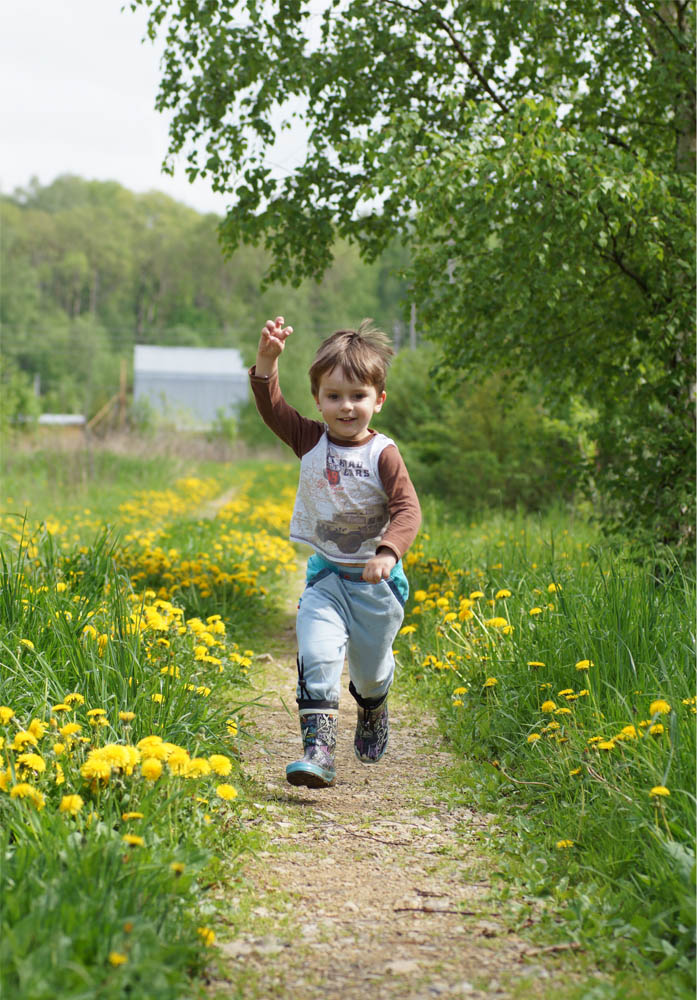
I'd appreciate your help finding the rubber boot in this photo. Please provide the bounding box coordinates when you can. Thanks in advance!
[354,696,389,763]
[286,708,338,788]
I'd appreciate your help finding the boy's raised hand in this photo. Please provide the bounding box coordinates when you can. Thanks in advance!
[256,316,293,375]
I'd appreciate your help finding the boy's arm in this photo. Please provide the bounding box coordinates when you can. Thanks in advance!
[362,445,421,583]
[249,316,324,458]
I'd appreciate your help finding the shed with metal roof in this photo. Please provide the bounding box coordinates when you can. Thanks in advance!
[133,345,248,429]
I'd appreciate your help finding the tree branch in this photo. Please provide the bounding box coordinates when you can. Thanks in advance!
[428,11,511,114]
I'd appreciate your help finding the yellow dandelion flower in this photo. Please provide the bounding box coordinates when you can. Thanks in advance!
[122,811,145,820]
[170,861,186,875]
[12,731,38,750]
[453,687,467,696]
[119,711,136,722]
[618,725,638,740]
[483,677,498,688]
[197,927,215,946]
[596,740,616,751]
[185,758,212,778]
[529,607,543,616]
[59,794,84,815]
[141,758,163,781]
[648,723,664,736]
[495,589,511,599]
[226,718,238,736]
[398,625,417,635]
[108,952,128,966]
[649,699,671,716]
[469,591,484,600]
[16,752,46,773]
[575,659,593,671]
[547,583,561,593]
[209,755,232,776]
[413,590,428,602]
[122,834,144,846]
[64,693,85,706]
[10,783,45,809]
[569,768,582,777]
[19,638,35,650]
[0,706,15,724]
[527,733,541,744]
[527,662,545,668]
[541,701,557,713]
[485,617,508,628]
[216,783,238,801]
[556,839,574,849]
[649,786,670,799]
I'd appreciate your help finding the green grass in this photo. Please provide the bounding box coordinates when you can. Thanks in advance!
[0,450,298,999]
[396,499,696,995]
[2,448,693,997]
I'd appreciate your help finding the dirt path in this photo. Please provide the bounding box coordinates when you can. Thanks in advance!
[208,579,587,1000]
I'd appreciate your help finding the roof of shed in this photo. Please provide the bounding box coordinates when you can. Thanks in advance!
[134,345,246,376]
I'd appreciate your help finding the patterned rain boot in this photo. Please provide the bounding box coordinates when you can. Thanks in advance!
[286,708,338,788]
[354,696,389,764]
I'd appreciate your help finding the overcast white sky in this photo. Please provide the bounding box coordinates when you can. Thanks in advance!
[0,0,279,216]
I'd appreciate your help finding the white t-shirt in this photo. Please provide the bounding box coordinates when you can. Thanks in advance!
[290,429,396,564]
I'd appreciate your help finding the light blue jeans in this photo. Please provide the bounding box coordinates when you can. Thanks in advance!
[296,555,408,710]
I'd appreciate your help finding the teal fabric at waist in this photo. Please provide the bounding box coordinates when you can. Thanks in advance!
[305,553,409,604]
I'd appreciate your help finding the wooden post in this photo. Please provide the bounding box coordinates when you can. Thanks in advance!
[119,359,127,429]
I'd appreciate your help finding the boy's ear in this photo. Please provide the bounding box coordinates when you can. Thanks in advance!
[374,390,386,412]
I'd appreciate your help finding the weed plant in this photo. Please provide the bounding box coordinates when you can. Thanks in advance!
[0,460,299,999]
[397,500,696,994]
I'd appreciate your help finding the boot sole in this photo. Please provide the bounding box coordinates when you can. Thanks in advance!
[286,762,336,788]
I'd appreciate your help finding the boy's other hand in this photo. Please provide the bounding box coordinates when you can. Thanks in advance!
[362,551,397,584]
[257,316,293,367]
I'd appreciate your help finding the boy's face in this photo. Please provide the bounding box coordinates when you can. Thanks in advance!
[315,366,385,444]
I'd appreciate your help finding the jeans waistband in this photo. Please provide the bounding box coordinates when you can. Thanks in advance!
[305,553,409,604]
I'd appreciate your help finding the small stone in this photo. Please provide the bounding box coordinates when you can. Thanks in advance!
[253,935,286,956]
[385,959,421,974]
[219,939,254,958]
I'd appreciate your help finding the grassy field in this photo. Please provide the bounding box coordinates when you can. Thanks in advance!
[396,499,696,996]
[0,445,299,999]
[1,443,694,998]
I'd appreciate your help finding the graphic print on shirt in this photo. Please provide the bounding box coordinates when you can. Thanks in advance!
[289,434,394,563]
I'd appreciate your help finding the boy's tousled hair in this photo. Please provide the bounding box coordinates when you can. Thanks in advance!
[309,319,394,396]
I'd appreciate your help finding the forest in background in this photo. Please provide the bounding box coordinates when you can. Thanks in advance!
[0,175,581,516]
[0,174,408,416]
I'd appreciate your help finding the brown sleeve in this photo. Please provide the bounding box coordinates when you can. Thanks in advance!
[377,444,422,561]
[249,367,324,458]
